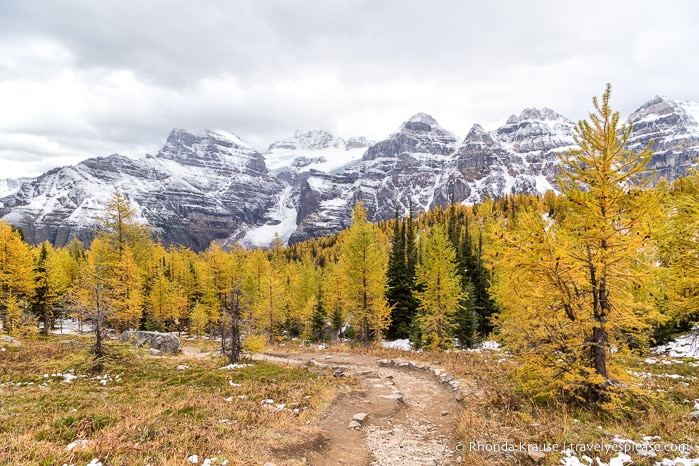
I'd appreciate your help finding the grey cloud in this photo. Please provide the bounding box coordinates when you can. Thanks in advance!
[0,0,698,178]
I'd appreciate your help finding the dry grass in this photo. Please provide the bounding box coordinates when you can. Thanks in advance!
[0,336,338,465]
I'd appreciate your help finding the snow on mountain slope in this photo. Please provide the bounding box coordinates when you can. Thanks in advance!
[627,96,699,181]
[263,129,373,175]
[158,128,267,176]
[238,183,298,248]
[679,100,699,127]
[0,178,31,199]
[452,107,576,204]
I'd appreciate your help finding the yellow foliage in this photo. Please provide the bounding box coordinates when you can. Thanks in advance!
[242,333,266,353]
[489,86,664,405]
[415,225,464,350]
[339,201,391,344]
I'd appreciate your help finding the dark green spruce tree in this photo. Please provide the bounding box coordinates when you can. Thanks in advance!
[454,217,480,347]
[404,202,420,345]
[310,282,327,342]
[471,230,497,337]
[444,196,498,347]
[386,202,420,341]
[386,206,410,339]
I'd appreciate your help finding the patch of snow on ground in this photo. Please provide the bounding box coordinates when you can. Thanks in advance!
[629,371,694,380]
[481,340,501,350]
[466,340,502,353]
[51,318,93,335]
[653,332,699,358]
[66,439,90,451]
[657,458,699,465]
[218,364,252,370]
[381,339,413,351]
[561,449,632,466]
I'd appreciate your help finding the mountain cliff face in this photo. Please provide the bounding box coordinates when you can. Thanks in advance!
[451,107,575,204]
[0,129,285,249]
[626,96,699,181]
[2,97,698,250]
[289,113,458,242]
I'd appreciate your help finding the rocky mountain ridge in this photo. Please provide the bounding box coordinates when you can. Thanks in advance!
[1,96,697,250]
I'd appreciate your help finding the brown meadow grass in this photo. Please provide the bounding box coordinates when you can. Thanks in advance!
[0,336,338,465]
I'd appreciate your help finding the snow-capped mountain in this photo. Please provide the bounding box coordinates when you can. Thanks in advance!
[288,110,575,242]
[451,107,576,204]
[627,96,699,181]
[1,129,286,249]
[1,96,698,250]
[263,129,373,175]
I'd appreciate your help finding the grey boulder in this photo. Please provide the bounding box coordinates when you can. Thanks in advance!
[120,331,181,353]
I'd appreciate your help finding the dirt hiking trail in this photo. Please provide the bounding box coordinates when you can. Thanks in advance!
[251,351,465,466]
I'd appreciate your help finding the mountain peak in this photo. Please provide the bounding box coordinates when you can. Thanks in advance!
[631,96,676,115]
[460,124,496,149]
[268,129,340,152]
[398,113,444,134]
[629,96,699,129]
[407,112,438,125]
[506,107,565,124]
[165,128,251,151]
[395,112,455,140]
[158,127,266,176]
[364,113,456,161]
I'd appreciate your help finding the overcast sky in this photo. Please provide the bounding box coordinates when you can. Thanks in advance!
[1,0,698,178]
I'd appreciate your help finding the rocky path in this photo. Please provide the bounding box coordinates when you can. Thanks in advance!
[252,351,465,466]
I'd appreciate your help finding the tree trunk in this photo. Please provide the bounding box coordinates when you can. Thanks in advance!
[592,325,608,379]
[41,309,52,336]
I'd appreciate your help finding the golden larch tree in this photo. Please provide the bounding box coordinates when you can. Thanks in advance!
[339,201,391,345]
[0,222,34,332]
[415,225,464,350]
[490,85,662,403]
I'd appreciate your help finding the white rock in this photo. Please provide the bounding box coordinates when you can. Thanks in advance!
[352,412,369,424]
[348,420,362,429]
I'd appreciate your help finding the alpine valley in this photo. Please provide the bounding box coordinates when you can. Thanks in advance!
[1,96,698,251]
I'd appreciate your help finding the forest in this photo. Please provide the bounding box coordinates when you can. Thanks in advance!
[1,85,698,409]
